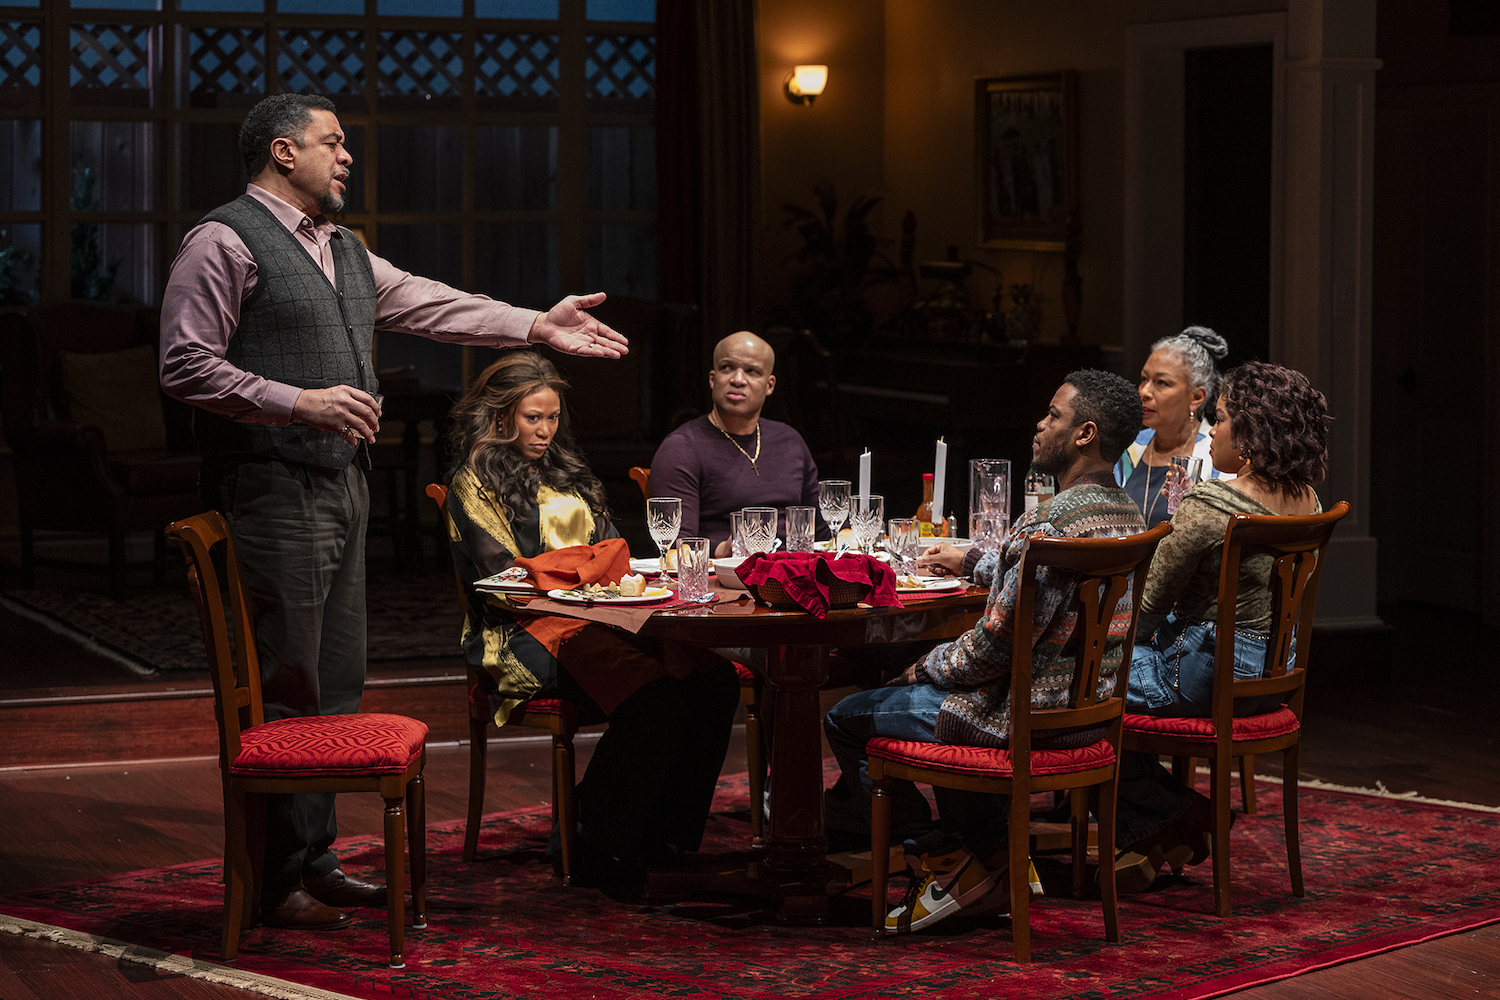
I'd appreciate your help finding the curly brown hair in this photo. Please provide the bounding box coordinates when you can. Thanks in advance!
[1218,361,1330,494]
[447,351,610,527]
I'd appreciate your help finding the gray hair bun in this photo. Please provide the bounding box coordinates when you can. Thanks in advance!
[1180,325,1229,361]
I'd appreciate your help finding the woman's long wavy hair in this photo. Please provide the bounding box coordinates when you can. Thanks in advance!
[447,352,609,525]
[1219,361,1330,496]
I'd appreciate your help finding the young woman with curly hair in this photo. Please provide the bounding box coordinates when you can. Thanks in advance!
[1108,361,1330,892]
[444,352,738,889]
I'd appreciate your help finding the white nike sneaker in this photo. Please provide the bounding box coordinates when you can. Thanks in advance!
[884,848,999,933]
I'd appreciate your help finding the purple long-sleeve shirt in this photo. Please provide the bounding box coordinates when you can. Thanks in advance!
[159,184,541,425]
[648,414,824,552]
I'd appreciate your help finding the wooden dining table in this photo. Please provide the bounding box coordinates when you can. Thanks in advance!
[635,583,989,923]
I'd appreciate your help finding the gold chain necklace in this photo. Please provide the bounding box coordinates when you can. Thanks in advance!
[710,411,761,476]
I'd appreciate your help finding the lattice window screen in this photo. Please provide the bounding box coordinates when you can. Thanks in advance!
[188,26,266,97]
[474,33,559,99]
[71,25,153,91]
[1,23,43,90]
[378,31,464,97]
[584,34,654,100]
[279,29,365,95]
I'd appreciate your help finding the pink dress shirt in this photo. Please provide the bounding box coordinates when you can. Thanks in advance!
[160,184,541,426]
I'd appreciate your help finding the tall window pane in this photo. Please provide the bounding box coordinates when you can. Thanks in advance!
[376,225,465,390]
[0,120,42,212]
[0,224,40,305]
[587,126,653,211]
[476,126,557,211]
[72,222,159,305]
[476,222,557,307]
[378,125,462,212]
[71,121,158,211]
[587,223,654,299]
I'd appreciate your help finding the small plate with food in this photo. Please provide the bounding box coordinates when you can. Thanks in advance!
[547,574,674,605]
[893,574,966,594]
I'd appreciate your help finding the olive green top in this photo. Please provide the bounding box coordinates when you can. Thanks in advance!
[1137,478,1321,640]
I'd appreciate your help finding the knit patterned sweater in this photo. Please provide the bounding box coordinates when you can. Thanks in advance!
[917,474,1147,747]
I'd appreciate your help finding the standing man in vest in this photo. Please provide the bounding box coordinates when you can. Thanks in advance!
[160,94,628,932]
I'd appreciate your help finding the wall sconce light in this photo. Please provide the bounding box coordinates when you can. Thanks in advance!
[784,64,828,106]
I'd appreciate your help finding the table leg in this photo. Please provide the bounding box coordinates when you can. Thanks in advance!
[763,643,836,923]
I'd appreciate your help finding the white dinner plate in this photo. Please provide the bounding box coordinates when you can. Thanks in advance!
[473,574,536,593]
[629,558,675,576]
[546,587,674,605]
[894,576,965,594]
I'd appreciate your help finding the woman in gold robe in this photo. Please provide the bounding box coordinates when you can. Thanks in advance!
[445,352,738,888]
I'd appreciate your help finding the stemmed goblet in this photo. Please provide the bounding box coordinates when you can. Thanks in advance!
[849,494,885,557]
[818,480,852,554]
[646,496,683,586]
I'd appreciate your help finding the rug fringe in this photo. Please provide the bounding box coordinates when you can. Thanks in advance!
[1211,768,1500,814]
[0,914,359,1000]
[0,594,156,677]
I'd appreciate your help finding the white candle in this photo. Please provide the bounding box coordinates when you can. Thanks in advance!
[858,449,872,499]
[931,439,948,526]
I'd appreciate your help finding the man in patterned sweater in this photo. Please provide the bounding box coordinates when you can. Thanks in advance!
[824,369,1146,933]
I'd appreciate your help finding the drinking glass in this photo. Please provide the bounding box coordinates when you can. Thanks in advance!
[676,537,711,601]
[786,506,816,553]
[849,494,884,556]
[969,458,1011,543]
[818,480,851,549]
[645,497,682,585]
[887,517,919,574]
[1166,456,1204,515]
[728,510,747,558]
[741,506,778,553]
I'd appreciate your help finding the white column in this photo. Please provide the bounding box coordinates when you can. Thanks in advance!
[1280,0,1382,628]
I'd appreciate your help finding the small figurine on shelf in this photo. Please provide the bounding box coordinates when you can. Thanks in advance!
[1003,283,1040,343]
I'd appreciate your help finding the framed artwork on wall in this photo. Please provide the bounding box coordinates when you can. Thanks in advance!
[975,71,1078,252]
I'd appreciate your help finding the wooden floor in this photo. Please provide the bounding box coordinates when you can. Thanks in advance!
[1,552,1498,999]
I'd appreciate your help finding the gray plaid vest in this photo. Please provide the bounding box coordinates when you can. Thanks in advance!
[191,194,379,470]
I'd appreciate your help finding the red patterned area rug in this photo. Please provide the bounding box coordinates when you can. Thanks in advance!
[3,771,1499,1000]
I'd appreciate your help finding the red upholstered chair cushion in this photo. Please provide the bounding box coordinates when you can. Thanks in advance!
[866,737,1117,779]
[732,661,757,687]
[230,713,427,779]
[1123,707,1301,742]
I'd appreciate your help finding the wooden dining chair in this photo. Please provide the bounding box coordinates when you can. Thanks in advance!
[621,465,767,845]
[628,465,651,499]
[165,512,427,969]
[868,523,1171,962]
[1123,501,1349,917]
[426,483,597,882]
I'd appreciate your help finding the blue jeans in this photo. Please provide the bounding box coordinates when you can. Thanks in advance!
[1127,614,1287,718]
[824,684,1009,860]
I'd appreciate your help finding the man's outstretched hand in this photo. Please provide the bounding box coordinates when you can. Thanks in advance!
[528,292,629,358]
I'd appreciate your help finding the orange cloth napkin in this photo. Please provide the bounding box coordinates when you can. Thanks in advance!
[515,537,631,592]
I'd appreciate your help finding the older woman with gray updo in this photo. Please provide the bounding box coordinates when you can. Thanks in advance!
[1115,325,1234,528]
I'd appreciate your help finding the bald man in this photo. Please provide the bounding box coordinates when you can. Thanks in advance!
[649,332,825,556]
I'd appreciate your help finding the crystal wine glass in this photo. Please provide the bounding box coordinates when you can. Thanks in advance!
[849,494,884,557]
[741,506,778,553]
[646,497,683,585]
[818,480,851,552]
[887,517,920,575]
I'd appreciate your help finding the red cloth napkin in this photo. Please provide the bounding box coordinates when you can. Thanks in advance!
[516,537,632,592]
[735,551,901,619]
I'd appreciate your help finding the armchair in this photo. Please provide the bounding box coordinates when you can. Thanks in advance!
[0,301,201,596]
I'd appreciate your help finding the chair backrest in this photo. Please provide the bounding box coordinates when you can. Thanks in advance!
[1007,522,1172,771]
[424,483,471,621]
[1210,500,1350,722]
[165,512,264,768]
[628,467,651,501]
